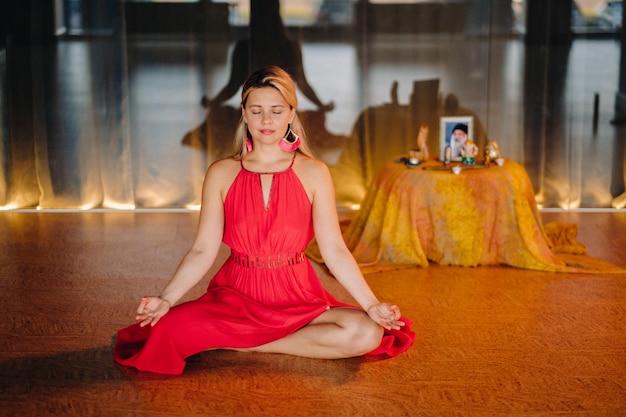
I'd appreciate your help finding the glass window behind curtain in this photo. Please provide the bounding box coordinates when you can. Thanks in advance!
[2,1,623,210]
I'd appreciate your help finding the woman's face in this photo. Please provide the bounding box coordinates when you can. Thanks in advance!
[242,87,295,146]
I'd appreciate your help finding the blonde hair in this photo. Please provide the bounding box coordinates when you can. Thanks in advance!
[233,66,313,159]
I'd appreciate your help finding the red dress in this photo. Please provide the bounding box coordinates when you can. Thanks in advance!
[114,156,414,375]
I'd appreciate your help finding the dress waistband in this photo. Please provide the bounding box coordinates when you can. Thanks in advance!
[230,251,306,268]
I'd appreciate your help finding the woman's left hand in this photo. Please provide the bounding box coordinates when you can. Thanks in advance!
[367,303,405,330]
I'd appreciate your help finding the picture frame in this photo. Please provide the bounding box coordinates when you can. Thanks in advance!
[439,116,474,161]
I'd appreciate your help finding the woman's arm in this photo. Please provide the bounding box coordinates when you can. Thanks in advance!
[136,159,235,326]
[294,157,395,314]
[300,158,403,329]
[308,160,377,308]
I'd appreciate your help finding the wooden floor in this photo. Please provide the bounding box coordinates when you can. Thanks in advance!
[1,211,625,417]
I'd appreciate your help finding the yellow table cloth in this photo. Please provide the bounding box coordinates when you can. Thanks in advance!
[341,158,571,271]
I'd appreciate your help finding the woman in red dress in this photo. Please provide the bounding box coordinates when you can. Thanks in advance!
[114,66,414,375]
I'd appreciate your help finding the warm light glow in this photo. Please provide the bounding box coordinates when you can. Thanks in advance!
[185,204,201,211]
[559,198,581,210]
[103,200,136,210]
[0,203,19,211]
[612,192,626,209]
[535,192,545,210]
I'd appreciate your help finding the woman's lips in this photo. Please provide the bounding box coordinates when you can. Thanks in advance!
[260,129,275,135]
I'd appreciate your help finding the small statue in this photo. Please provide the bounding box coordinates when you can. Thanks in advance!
[416,124,429,161]
[443,145,452,166]
[460,139,478,165]
[409,124,430,164]
[483,141,501,166]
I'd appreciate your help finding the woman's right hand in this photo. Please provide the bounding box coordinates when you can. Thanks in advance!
[135,296,171,327]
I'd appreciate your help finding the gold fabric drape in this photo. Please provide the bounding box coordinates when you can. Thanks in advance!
[311,158,587,272]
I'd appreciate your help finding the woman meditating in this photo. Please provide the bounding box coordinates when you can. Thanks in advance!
[114,66,414,375]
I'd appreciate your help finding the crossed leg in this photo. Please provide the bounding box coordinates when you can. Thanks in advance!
[234,307,383,359]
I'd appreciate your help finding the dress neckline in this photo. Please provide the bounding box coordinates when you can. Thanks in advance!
[240,152,297,175]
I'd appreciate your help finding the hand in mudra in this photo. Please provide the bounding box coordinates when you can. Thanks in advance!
[135,296,171,327]
[367,303,405,330]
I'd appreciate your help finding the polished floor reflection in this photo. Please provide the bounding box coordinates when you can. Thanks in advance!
[1,211,625,416]
[2,33,624,209]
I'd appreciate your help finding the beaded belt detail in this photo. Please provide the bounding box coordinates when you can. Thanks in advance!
[230,251,306,268]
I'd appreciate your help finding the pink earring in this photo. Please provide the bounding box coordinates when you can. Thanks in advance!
[279,126,301,152]
[246,138,253,152]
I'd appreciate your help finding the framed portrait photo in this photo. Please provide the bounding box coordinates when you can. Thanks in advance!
[439,116,474,161]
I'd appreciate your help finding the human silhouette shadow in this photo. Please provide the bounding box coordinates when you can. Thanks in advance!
[183,0,344,162]
[329,80,491,205]
[201,0,333,112]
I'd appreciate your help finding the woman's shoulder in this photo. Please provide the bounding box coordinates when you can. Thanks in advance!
[293,154,332,189]
[208,156,240,172]
[205,156,241,186]
[295,153,328,174]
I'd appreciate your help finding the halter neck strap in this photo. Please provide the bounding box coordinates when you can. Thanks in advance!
[240,152,297,174]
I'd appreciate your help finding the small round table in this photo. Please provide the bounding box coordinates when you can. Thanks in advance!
[342,158,568,271]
